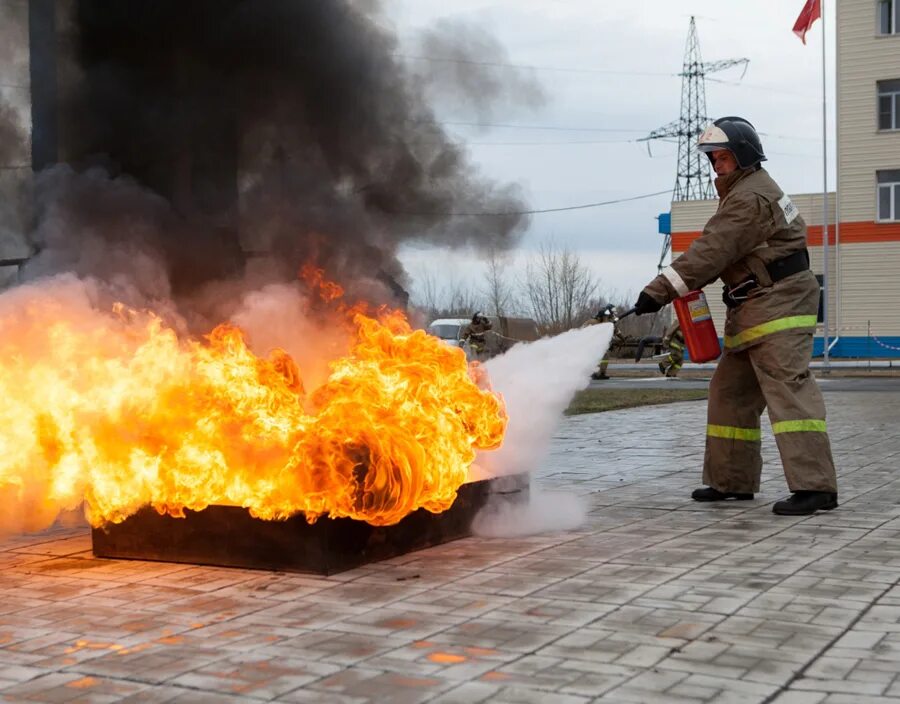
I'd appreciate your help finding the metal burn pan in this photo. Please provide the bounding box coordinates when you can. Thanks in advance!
[91,475,528,575]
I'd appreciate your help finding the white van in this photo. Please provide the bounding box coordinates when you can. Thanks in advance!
[427,318,471,347]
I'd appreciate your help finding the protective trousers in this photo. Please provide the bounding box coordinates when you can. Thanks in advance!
[661,338,684,377]
[703,332,837,493]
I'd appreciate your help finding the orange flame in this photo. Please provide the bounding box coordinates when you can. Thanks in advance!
[0,274,506,529]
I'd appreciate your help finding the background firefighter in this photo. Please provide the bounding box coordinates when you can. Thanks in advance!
[460,312,493,358]
[583,304,626,380]
[632,116,838,516]
[658,319,684,378]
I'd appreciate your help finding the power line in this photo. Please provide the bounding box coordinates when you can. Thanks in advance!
[401,54,821,103]
[706,76,818,99]
[466,140,635,146]
[762,132,834,143]
[396,54,675,77]
[392,189,671,218]
[442,138,639,146]
[456,137,824,150]
[423,119,651,133]
[432,120,822,143]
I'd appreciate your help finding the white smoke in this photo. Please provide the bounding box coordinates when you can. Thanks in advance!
[229,282,354,390]
[470,323,613,480]
[472,489,588,538]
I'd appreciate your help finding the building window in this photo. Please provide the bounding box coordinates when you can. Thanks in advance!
[879,0,900,34]
[877,170,900,221]
[879,80,900,129]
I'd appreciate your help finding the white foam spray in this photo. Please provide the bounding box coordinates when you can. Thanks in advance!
[471,323,612,479]
[472,488,588,538]
[469,323,612,536]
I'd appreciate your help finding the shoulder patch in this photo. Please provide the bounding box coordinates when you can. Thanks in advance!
[777,195,799,225]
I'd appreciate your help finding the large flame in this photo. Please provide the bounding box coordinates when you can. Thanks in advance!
[0,272,507,530]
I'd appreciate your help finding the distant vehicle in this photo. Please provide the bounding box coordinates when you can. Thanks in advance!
[427,316,540,359]
[427,318,471,347]
[495,317,540,346]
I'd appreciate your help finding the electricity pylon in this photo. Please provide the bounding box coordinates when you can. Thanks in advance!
[640,16,748,271]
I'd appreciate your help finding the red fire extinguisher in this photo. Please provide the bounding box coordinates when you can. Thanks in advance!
[673,290,721,363]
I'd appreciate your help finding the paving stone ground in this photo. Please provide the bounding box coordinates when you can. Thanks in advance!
[1,380,899,703]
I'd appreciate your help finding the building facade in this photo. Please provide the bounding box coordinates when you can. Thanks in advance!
[669,0,900,357]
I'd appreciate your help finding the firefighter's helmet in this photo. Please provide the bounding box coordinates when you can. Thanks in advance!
[594,304,616,322]
[697,116,766,169]
[472,312,490,326]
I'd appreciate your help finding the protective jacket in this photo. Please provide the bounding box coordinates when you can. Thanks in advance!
[643,167,819,353]
[460,320,493,357]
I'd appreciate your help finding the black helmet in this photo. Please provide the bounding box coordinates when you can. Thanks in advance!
[697,116,766,169]
[594,304,616,322]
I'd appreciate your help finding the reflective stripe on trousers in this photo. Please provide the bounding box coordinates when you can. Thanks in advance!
[708,421,826,440]
[772,419,827,434]
[724,315,818,349]
[707,424,761,441]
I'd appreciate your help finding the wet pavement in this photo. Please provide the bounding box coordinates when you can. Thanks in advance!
[1,381,899,703]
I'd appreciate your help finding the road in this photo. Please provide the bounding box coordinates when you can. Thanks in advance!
[592,373,900,393]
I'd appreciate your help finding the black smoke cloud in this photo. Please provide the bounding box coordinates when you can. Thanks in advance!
[22,0,538,318]
[413,18,546,123]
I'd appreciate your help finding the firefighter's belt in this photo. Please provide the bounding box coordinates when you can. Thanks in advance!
[723,248,810,309]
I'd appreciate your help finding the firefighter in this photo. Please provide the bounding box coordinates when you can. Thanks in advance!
[460,312,492,357]
[658,319,685,378]
[632,116,838,516]
[584,305,625,380]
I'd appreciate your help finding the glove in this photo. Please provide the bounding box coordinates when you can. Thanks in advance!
[634,291,663,316]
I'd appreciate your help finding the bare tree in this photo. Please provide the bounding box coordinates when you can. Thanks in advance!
[413,266,442,317]
[480,248,516,317]
[611,291,669,340]
[444,277,483,318]
[522,240,600,335]
[409,265,483,321]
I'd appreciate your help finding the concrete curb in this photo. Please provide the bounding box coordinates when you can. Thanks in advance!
[612,359,900,371]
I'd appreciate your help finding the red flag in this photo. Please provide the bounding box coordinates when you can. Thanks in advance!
[793,0,821,44]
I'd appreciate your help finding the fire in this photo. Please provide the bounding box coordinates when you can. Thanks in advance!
[0,273,507,530]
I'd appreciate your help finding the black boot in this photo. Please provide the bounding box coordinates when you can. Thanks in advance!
[772,491,838,516]
[691,487,754,502]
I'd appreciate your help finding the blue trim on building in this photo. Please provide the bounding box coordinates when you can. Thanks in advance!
[812,336,900,358]
[683,336,900,361]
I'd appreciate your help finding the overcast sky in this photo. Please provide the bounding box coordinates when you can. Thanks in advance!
[388,0,837,304]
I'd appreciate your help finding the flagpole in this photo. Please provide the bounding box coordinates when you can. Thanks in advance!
[821,0,830,369]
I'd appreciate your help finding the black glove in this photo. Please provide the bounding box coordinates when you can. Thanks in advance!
[634,291,663,316]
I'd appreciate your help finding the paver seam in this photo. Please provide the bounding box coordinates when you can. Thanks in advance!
[308,443,900,698]
[583,466,900,702]
[245,489,777,699]
[407,498,856,701]
[646,468,900,703]
[2,397,896,702]
[758,572,900,702]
